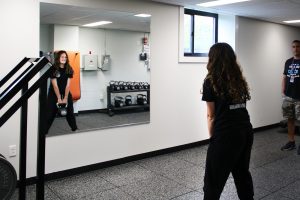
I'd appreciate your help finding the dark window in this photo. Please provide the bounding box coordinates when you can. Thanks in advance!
[184,9,218,57]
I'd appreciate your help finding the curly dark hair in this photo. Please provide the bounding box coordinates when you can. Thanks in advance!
[205,43,250,103]
[53,50,73,75]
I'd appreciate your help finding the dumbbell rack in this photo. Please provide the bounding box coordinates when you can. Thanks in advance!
[106,86,150,116]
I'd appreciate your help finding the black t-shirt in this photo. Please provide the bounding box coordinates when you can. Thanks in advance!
[49,67,73,96]
[202,79,251,134]
[283,57,300,100]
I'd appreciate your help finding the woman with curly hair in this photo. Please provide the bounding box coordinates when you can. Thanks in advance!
[202,43,254,199]
[46,50,78,133]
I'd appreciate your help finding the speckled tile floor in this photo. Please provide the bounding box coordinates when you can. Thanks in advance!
[11,128,300,200]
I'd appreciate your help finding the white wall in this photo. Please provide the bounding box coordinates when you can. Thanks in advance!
[1,0,299,179]
[218,15,236,49]
[0,0,40,178]
[40,24,54,53]
[236,17,300,127]
[53,25,79,50]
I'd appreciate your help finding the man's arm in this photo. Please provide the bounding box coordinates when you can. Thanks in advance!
[282,75,286,95]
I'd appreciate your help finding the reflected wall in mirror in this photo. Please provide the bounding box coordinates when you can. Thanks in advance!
[40,3,151,136]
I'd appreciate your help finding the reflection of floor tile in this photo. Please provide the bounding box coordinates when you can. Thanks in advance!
[48,117,70,132]
[47,111,150,136]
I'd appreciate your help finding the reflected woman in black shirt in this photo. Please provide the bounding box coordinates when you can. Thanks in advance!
[46,50,77,133]
[202,43,254,200]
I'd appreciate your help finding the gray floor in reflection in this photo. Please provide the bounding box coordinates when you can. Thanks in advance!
[12,128,300,200]
[47,110,150,137]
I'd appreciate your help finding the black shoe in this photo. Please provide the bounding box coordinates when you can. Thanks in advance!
[71,127,78,131]
[298,145,300,155]
[281,141,296,151]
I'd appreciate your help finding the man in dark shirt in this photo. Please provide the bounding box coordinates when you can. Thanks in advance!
[281,40,300,155]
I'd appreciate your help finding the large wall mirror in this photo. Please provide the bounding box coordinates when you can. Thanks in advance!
[40,3,151,136]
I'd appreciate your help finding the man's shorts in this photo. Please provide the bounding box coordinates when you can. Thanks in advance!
[282,95,300,120]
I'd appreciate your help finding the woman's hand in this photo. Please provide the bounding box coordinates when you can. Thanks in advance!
[62,97,68,104]
[57,98,63,104]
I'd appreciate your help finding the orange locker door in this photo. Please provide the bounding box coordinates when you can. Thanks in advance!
[67,51,81,101]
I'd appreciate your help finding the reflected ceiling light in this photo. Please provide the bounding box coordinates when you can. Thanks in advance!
[134,14,151,17]
[83,21,112,27]
[197,0,251,7]
[283,20,300,24]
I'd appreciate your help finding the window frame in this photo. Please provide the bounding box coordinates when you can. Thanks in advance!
[183,9,218,57]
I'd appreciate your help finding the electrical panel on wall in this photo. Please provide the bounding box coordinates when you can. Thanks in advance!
[101,55,111,71]
[83,54,98,70]
[140,36,150,70]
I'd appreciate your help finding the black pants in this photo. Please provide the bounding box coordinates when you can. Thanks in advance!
[203,127,254,200]
[46,92,77,133]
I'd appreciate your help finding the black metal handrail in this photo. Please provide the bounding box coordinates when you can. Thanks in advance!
[0,57,30,88]
[0,58,47,110]
[0,57,52,200]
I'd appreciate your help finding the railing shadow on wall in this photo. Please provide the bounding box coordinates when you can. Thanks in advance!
[0,57,52,200]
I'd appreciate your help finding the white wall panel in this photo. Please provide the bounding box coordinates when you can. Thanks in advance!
[54,25,79,51]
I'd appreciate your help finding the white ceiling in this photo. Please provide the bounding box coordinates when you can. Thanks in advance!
[150,0,300,27]
[40,0,300,31]
[40,3,151,32]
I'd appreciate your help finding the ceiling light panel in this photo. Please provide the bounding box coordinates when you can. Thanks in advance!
[283,20,300,24]
[134,14,151,17]
[83,21,112,27]
[197,0,251,7]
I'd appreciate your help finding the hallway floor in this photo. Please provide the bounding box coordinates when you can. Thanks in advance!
[12,128,300,200]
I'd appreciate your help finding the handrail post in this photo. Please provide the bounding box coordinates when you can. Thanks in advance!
[19,83,28,200]
[36,79,47,200]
